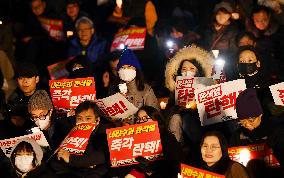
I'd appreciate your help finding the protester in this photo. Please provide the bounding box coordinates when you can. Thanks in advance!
[5,63,40,134]
[51,100,108,178]
[68,16,107,78]
[230,88,284,166]
[200,131,249,178]
[164,45,213,164]
[28,90,74,150]
[236,45,270,89]
[134,106,182,178]
[61,0,89,40]
[247,5,284,80]
[7,138,57,178]
[109,49,159,111]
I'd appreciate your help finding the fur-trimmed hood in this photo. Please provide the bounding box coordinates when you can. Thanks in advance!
[10,138,44,176]
[165,45,214,92]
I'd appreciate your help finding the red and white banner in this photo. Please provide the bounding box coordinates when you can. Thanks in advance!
[228,143,280,167]
[269,82,284,106]
[0,132,49,157]
[59,123,97,155]
[95,93,138,120]
[195,79,246,126]
[38,17,65,41]
[175,77,214,107]
[49,77,96,109]
[47,58,73,80]
[111,27,146,51]
[106,121,163,167]
[180,164,225,178]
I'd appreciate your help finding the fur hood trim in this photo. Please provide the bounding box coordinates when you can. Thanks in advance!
[165,45,214,92]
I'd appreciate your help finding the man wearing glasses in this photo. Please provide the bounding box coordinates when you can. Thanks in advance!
[230,88,284,166]
[28,90,74,150]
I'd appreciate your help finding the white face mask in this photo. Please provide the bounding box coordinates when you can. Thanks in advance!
[181,71,196,77]
[15,155,34,173]
[118,68,136,82]
[118,83,128,94]
[35,115,51,130]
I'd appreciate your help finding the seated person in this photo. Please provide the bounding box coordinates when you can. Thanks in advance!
[200,131,249,178]
[51,101,108,178]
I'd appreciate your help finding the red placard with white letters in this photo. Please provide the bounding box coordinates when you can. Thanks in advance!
[49,77,96,109]
[228,143,279,167]
[269,82,284,106]
[59,123,97,155]
[106,121,163,167]
[38,17,65,41]
[180,164,225,178]
[111,27,146,51]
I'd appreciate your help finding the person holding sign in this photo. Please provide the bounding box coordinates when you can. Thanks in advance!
[135,106,182,178]
[230,88,284,167]
[6,138,57,178]
[165,45,213,164]
[52,101,108,178]
[200,131,249,178]
[28,90,74,151]
[109,49,159,113]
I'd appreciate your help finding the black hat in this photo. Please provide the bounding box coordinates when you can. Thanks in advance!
[236,88,263,120]
[15,62,39,78]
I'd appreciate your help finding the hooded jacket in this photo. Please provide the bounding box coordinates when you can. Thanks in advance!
[165,45,214,92]
[9,138,56,178]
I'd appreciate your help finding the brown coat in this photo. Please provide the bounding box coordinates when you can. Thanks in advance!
[225,161,250,178]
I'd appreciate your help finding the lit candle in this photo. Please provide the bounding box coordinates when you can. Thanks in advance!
[160,101,167,110]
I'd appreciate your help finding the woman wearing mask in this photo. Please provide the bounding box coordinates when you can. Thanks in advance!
[8,138,57,178]
[109,49,159,112]
[236,46,270,89]
[200,131,249,178]
[165,45,214,165]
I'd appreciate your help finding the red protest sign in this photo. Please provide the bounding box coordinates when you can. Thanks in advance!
[180,164,225,178]
[95,93,138,120]
[228,143,280,167]
[106,121,163,167]
[38,17,65,41]
[47,58,73,80]
[175,77,214,107]
[59,123,97,155]
[49,77,96,109]
[195,79,246,126]
[111,27,146,51]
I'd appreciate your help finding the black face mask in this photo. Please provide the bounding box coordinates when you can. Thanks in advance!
[238,62,258,76]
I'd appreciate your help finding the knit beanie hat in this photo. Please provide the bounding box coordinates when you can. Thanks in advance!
[28,90,53,113]
[117,49,142,71]
[214,1,233,13]
[236,88,263,120]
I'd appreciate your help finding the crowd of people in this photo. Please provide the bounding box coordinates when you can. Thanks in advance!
[0,0,284,177]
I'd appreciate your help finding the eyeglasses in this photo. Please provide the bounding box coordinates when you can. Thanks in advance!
[135,116,150,124]
[201,144,221,151]
[30,110,50,122]
[238,117,257,126]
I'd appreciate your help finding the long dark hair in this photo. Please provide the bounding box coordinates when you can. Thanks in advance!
[200,131,232,175]
[177,59,205,77]
[135,69,145,91]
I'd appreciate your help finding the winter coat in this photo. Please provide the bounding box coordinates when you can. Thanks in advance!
[50,123,108,178]
[202,157,249,178]
[109,79,159,110]
[7,138,57,178]
[229,116,284,166]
